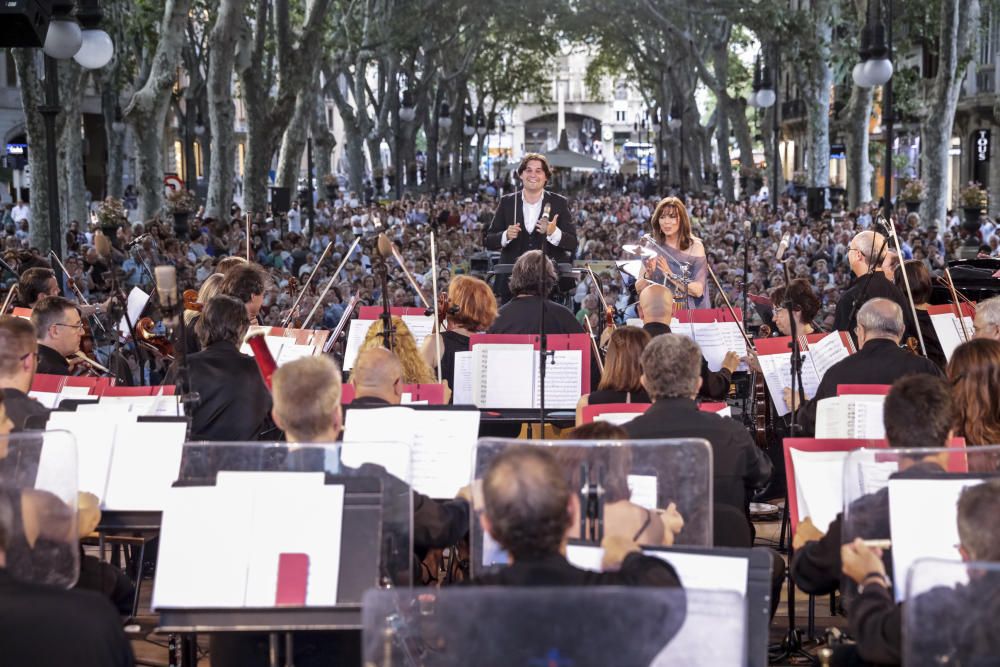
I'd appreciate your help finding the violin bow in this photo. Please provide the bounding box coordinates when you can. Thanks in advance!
[282,240,333,328]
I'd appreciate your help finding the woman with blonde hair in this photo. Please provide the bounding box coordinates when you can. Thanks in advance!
[575,327,651,425]
[360,316,436,384]
[420,275,497,392]
[635,196,709,309]
[185,272,225,326]
[947,338,1000,473]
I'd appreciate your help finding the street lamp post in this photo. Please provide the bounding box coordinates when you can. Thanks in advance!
[437,102,452,186]
[853,0,895,220]
[669,103,684,191]
[754,46,779,211]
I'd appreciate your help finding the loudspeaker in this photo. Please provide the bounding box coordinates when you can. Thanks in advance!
[0,0,51,48]
[806,186,829,217]
[269,186,290,215]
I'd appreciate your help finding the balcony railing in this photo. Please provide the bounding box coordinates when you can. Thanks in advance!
[976,64,996,94]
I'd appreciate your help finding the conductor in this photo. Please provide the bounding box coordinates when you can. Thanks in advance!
[484,154,577,299]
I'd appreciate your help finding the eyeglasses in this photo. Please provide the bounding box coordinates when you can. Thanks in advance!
[54,322,85,331]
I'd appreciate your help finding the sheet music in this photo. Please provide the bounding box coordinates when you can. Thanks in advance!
[28,391,59,409]
[343,407,479,498]
[627,474,658,509]
[45,413,121,501]
[275,343,316,365]
[789,449,851,533]
[452,351,474,405]
[589,411,644,426]
[888,477,986,602]
[117,287,150,338]
[815,396,885,439]
[756,351,821,417]
[929,312,974,362]
[342,320,374,371]
[532,350,583,410]
[689,322,748,372]
[400,315,435,346]
[103,421,186,511]
[809,331,851,379]
[153,486,255,608]
[474,344,535,409]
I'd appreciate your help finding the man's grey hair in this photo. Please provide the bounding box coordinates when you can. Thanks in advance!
[851,230,888,267]
[509,250,558,297]
[977,295,1000,330]
[857,298,904,339]
[640,334,701,400]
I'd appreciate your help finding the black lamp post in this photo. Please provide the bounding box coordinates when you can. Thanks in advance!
[853,0,895,219]
[754,46,779,210]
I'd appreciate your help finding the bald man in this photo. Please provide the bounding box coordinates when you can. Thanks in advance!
[350,347,403,406]
[637,284,739,400]
[791,298,942,434]
[973,295,1000,341]
[834,230,911,340]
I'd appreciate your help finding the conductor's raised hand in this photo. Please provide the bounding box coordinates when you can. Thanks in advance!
[506,223,521,241]
[546,213,559,236]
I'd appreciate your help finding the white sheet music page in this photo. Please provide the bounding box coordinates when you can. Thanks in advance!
[410,410,481,498]
[757,351,821,417]
[400,315,435,347]
[117,287,150,338]
[816,395,887,439]
[627,474,658,509]
[689,322,748,372]
[153,486,253,609]
[275,343,316,366]
[929,312,974,361]
[809,331,851,380]
[341,407,415,484]
[342,319,375,371]
[451,351,474,405]
[532,349,582,410]
[103,421,187,511]
[45,413,122,502]
[473,344,534,409]
[789,449,851,533]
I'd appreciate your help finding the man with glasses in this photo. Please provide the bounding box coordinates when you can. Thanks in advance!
[29,296,84,376]
[0,316,47,431]
[973,295,1000,341]
[833,230,911,342]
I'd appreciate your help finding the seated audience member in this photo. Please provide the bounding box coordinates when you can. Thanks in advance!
[575,327,651,425]
[791,374,954,596]
[893,260,947,369]
[30,296,84,376]
[0,317,48,430]
[972,294,1000,340]
[350,347,404,406]
[623,334,772,536]
[638,283,739,400]
[946,338,1000,473]
[561,422,683,545]
[420,275,497,393]
[840,480,1000,665]
[788,298,943,434]
[360,317,435,384]
[187,295,273,440]
[473,445,682,587]
[0,494,135,667]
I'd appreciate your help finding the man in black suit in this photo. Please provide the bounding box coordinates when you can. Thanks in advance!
[30,296,83,376]
[0,493,134,667]
[349,347,402,406]
[788,298,943,435]
[187,294,273,441]
[473,445,682,588]
[483,153,577,300]
[623,334,772,533]
[0,317,48,431]
[834,230,912,342]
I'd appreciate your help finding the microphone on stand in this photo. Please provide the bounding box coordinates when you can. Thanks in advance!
[155,264,199,419]
[538,203,552,239]
[775,232,791,262]
[154,265,179,317]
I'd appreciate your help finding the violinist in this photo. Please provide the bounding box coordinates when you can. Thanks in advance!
[177,272,224,356]
[18,266,110,319]
[29,296,83,376]
[893,260,947,370]
[769,279,821,337]
[419,275,497,392]
[0,316,48,431]
[219,263,269,324]
[574,327,651,426]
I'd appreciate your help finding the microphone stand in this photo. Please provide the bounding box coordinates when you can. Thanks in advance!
[742,222,751,332]
[374,251,396,350]
[537,221,550,435]
[163,290,199,430]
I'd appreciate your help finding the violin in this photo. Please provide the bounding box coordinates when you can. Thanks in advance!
[183,289,202,312]
[135,316,176,360]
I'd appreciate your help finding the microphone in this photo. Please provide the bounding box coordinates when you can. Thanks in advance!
[377,233,394,259]
[154,265,178,311]
[775,232,791,261]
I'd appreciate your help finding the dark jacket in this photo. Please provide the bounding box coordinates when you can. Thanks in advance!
[488,296,584,336]
[641,322,733,400]
[0,568,134,667]
[35,343,70,376]
[790,461,946,596]
[796,338,943,434]
[348,396,393,407]
[834,272,914,343]
[623,398,773,513]
[472,551,681,588]
[187,341,273,441]
[483,190,578,264]
[2,387,49,431]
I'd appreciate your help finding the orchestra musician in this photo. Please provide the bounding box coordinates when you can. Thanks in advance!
[185,295,273,441]
[574,327,651,425]
[768,279,821,337]
[785,299,943,435]
[349,347,405,406]
[972,295,1000,341]
[488,250,584,336]
[893,260,947,369]
[635,197,710,309]
[18,266,110,319]
[178,272,224,356]
[358,317,436,385]
[420,275,498,393]
[833,231,912,342]
[30,296,84,376]
[218,263,270,325]
[0,317,48,431]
